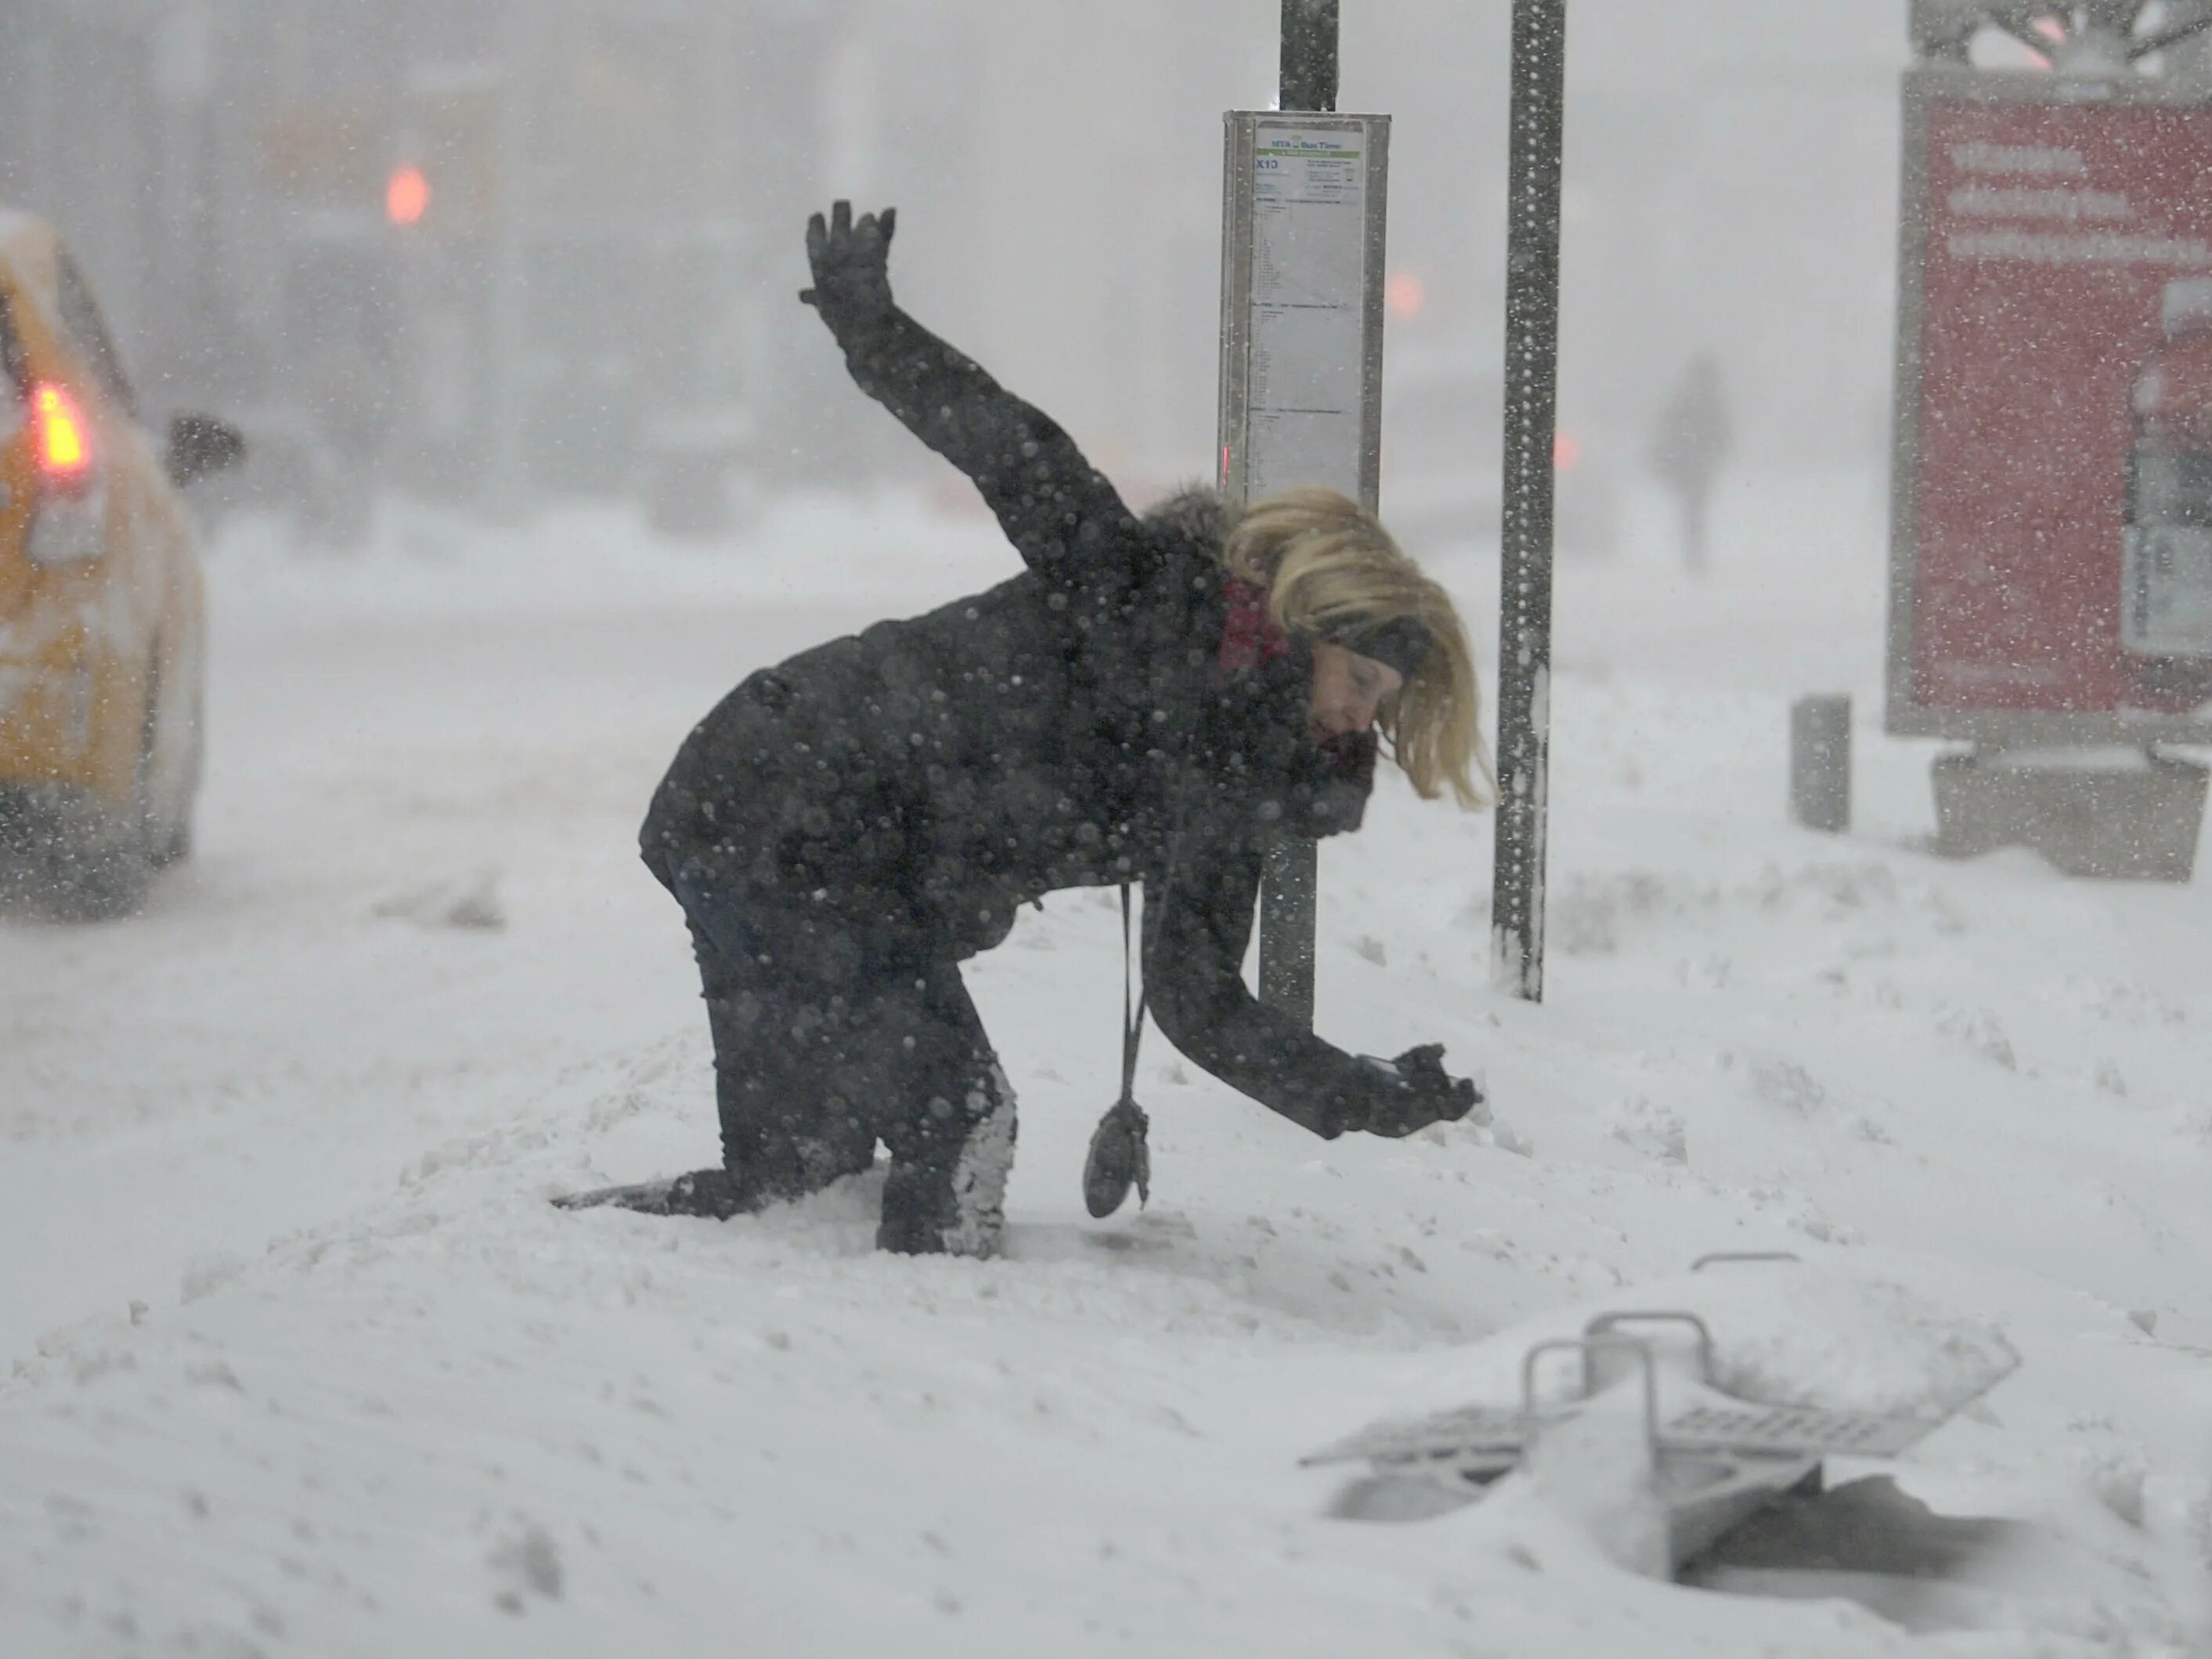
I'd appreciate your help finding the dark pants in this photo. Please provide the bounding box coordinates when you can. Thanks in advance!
[669,859,1016,1255]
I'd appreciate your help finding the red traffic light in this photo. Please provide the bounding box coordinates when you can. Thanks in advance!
[386,164,431,227]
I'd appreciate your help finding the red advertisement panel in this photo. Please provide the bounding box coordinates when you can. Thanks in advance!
[1902,82,2212,727]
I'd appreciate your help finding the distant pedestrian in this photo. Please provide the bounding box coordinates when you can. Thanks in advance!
[1650,351,1732,574]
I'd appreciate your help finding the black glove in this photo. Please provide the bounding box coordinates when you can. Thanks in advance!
[1355,1044,1481,1138]
[1082,1096,1150,1218]
[799,200,897,326]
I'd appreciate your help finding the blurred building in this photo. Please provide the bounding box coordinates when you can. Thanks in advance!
[20,2,2177,535]
[0,0,851,523]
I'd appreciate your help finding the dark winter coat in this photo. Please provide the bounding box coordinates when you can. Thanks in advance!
[641,303,1402,1139]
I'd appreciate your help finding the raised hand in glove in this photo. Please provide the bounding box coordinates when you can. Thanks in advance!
[799,200,897,325]
[1357,1043,1483,1138]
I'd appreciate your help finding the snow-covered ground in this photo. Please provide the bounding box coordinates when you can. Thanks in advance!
[2,473,2209,1656]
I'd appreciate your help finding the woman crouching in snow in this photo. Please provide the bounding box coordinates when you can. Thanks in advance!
[628,202,1490,1257]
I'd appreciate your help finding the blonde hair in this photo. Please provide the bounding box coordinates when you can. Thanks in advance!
[1219,487,1493,810]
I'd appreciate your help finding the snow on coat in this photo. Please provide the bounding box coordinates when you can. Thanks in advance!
[641,301,1395,1139]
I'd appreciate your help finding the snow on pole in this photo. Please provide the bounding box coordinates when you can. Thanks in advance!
[1279,0,1340,114]
[1250,0,1343,1026]
[1258,0,1339,1025]
[1492,0,1566,1004]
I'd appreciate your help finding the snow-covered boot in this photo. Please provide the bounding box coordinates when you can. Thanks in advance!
[553,1168,750,1217]
[660,1167,756,1219]
[555,1162,799,1220]
[876,1069,1016,1258]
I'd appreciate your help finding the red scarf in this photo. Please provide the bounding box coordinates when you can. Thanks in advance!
[1218,579,1288,673]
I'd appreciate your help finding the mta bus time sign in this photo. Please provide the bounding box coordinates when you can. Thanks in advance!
[1890,69,2212,745]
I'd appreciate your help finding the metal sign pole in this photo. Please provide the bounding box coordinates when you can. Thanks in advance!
[1491,0,1567,1003]
[484,0,533,518]
[1255,0,1341,1025]
[1279,0,1341,113]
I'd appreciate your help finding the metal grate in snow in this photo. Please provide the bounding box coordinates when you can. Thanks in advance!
[1305,1406,1536,1469]
[1662,1403,1932,1459]
[1311,1298,2005,1479]
[1314,1400,1935,1469]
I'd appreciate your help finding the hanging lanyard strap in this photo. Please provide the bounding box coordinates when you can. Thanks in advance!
[1119,882,1146,1107]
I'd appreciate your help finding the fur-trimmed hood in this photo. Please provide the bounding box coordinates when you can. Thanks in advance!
[1141,483,1236,554]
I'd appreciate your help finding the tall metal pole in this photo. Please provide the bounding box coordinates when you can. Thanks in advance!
[1256,0,1341,1024]
[1279,0,1341,113]
[1491,0,1567,1003]
[485,0,535,518]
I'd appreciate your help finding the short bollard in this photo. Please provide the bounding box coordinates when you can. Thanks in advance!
[1790,694,1851,834]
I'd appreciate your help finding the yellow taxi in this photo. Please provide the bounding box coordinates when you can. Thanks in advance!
[0,211,240,915]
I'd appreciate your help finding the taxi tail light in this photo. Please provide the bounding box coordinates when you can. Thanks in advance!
[25,381,107,565]
[34,383,92,485]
